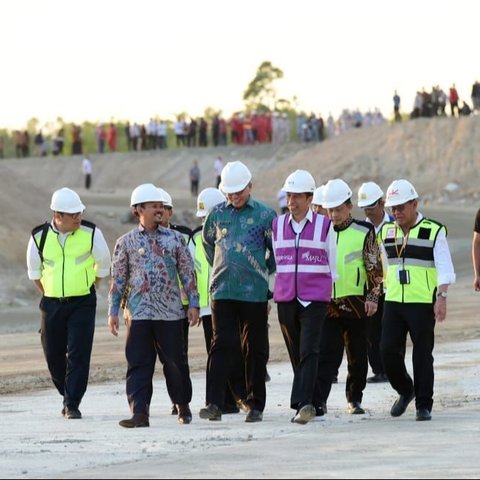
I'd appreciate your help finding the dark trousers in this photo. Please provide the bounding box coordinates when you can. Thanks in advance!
[366,294,386,375]
[381,302,435,411]
[40,292,96,408]
[278,300,327,410]
[317,315,368,404]
[85,174,91,190]
[202,314,247,407]
[207,300,268,411]
[125,320,192,415]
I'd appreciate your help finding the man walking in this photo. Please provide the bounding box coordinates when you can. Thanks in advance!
[108,183,199,428]
[379,179,455,421]
[26,188,111,419]
[199,161,276,422]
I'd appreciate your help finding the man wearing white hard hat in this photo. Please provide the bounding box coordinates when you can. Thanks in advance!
[108,183,199,428]
[272,170,336,424]
[316,179,383,415]
[200,161,276,423]
[357,181,392,384]
[194,188,248,414]
[26,187,111,419]
[378,179,455,421]
[311,184,328,216]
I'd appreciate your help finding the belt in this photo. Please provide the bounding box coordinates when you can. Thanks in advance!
[44,287,95,303]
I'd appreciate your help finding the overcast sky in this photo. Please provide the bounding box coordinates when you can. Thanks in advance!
[1,0,478,129]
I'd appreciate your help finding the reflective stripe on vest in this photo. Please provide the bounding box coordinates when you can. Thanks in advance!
[334,222,370,299]
[35,223,95,297]
[380,218,442,303]
[272,213,332,302]
[194,231,210,309]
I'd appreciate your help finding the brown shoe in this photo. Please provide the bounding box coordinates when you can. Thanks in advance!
[119,413,150,428]
[178,405,192,424]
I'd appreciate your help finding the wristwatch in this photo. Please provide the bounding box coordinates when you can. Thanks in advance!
[436,291,448,298]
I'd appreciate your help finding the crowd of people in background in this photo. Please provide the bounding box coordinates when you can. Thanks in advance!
[1,80,480,160]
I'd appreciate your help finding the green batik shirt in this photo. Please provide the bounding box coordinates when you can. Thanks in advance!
[202,196,276,302]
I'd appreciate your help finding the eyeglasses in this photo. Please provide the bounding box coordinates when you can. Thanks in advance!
[389,201,412,213]
[60,212,82,219]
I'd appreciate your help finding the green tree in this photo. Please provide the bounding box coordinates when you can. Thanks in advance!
[243,61,284,111]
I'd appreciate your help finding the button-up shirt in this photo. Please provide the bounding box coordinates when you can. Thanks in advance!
[202,196,276,302]
[108,224,199,320]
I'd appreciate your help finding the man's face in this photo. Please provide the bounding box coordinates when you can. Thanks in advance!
[54,212,82,233]
[363,199,384,218]
[226,183,251,209]
[327,202,352,226]
[287,192,312,218]
[162,207,174,227]
[138,202,165,226]
[390,200,417,228]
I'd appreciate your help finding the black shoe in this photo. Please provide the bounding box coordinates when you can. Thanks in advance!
[222,404,240,414]
[315,402,328,416]
[178,405,192,424]
[367,373,388,383]
[236,399,249,414]
[245,409,263,423]
[64,407,82,419]
[416,408,432,421]
[390,392,415,417]
[265,371,271,383]
[119,413,150,428]
[347,401,365,414]
[171,404,178,415]
[199,403,222,421]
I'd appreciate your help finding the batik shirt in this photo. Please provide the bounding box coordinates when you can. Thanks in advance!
[109,224,199,321]
[202,196,276,302]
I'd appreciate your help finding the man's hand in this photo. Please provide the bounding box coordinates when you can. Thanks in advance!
[434,297,447,322]
[474,275,480,292]
[108,315,120,336]
[187,307,200,327]
[364,300,378,317]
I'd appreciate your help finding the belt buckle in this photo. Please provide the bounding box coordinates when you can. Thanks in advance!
[58,297,69,302]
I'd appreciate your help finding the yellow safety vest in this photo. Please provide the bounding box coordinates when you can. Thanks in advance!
[193,230,210,309]
[379,218,442,303]
[33,222,96,297]
[333,221,371,299]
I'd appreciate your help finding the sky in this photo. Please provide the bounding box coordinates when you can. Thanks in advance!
[1,0,479,130]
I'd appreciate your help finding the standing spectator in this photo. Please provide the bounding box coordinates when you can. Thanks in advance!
[82,155,93,190]
[26,188,111,418]
[71,124,82,155]
[108,184,199,428]
[53,128,65,156]
[214,156,224,188]
[449,84,459,117]
[316,179,382,415]
[124,121,132,151]
[95,124,107,154]
[471,80,480,114]
[393,90,401,122]
[272,170,336,424]
[23,130,30,157]
[186,118,197,147]
[15,131,24,158]
[34,130,44,157]
[379,179,455,421]
[211,116,220,147]
[198,118,208,147]
[107,123,117,152]
[189,160,200,196]
[219,116,228,145]
[157,120,168,149]
[199,161,276,423]
[174,118,185,147]
[130,123,140,151]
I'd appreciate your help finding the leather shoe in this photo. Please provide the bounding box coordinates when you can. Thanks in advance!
[348,401,365,414]
[245,409,263,423]
[291,404,316,424]
[367,373,388,383]
[416,408,432,421]
[390,392,415,417]
[119,413,149,428]
[177,405,192,424]
[64,407,82,419]
[199,403,222,421]
[315,401,327,416]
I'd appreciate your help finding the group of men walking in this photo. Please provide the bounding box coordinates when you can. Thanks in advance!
[27,159,457,426]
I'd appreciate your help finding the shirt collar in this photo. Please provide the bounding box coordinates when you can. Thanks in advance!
[287,208,313,224]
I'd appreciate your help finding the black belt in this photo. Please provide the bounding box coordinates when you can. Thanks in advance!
[44,286,95,303]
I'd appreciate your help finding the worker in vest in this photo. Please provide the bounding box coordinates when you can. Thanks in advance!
[272,170,336,424]
[26,187,111,419]
[357,181,392,384]
[108,184,199,428]
[194,187,248,414]
[157,187,194,416]
[316,179,383,415]
[378,179,455,421]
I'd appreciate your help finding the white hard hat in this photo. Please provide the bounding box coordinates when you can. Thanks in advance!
[158,187,173,208]
[281,170,316,194]
[322,179,353,209]
[50,187,85,213]
[220,161,252,194]
[357,181,384,208]
[196,188,225,217]
[384,179,419,207]
[312,185,326,206]
[130,183,166,207]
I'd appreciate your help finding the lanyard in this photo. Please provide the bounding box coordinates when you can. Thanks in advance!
[394,226,409,259]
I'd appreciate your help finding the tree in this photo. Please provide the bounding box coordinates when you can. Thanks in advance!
[243,61,284,111]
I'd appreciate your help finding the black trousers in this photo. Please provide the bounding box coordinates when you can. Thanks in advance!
[125,320,192,415]
[317,315,368,404]
[278,300,327,410]
[366,294,386,375]
[40,292,96,409]
[381,302,435,411]
[202,314,247,407]
[207,300,268,411]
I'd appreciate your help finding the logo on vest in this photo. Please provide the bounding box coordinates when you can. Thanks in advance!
[302,250,325,263]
